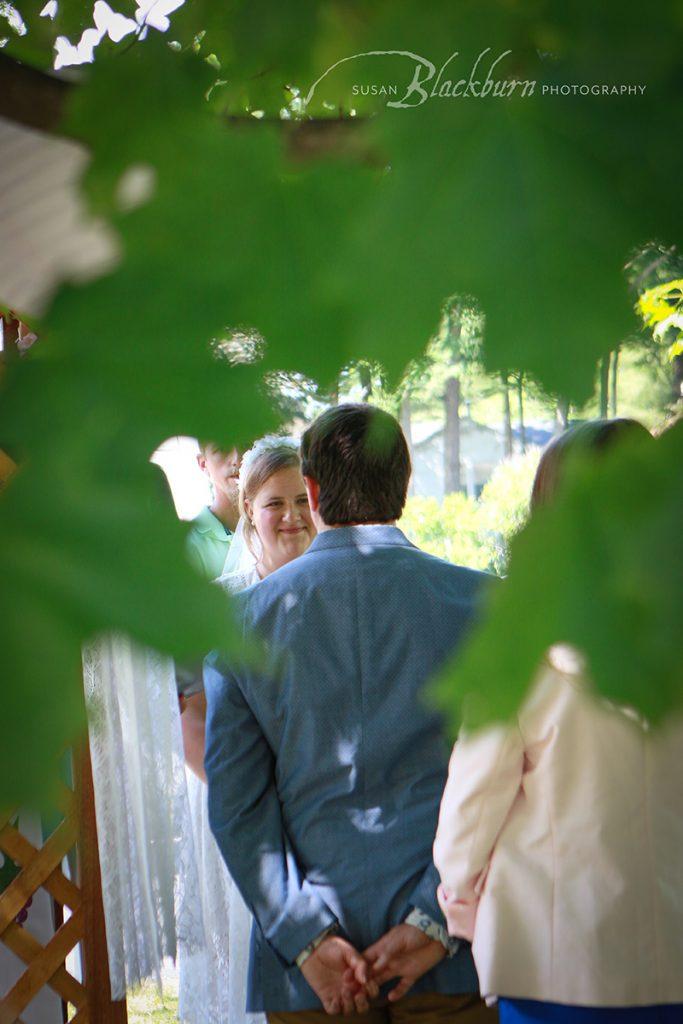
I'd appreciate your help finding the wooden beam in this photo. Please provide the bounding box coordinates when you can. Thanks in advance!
[0,815,77,934]
[0,53,368,161]
[0,823,82,911]
[1,918,87,1010]
[0,911,84,1023]
[76,744,127,1024]
[0,53,73,135]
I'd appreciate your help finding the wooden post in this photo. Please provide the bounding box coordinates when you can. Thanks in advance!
[75,745,128,1024]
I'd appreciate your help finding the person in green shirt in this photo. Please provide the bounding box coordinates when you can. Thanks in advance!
[186,441,241,580]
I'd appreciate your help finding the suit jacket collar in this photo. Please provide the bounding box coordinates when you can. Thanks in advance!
[305,524,415,554]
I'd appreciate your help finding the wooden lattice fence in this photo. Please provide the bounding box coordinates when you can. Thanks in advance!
[0,738,127,1023]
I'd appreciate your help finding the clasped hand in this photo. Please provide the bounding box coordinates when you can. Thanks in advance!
[300,924,446,1016]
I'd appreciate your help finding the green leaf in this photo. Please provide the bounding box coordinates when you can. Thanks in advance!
[433,422,683,729]
[638,279,683,328]
[170,0,324,113]
[3,2,683,810]
[0,41,280,806]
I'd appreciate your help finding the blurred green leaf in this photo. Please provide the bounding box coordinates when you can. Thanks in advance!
[6,0,683,399]
[0,41,282,806]
[2,1,683,808]
[169,0,325,113]
[433,422,683,729]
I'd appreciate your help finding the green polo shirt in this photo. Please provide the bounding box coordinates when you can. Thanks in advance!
[186,506,232,581]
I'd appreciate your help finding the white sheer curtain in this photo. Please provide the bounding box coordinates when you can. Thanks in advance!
[82,635,204,999]
[177,562,265,1024]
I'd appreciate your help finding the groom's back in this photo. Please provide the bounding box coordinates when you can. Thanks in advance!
[239,526,489,954]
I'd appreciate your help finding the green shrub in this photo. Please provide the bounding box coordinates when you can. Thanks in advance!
[479,450,540,573]
[400,450,541,575]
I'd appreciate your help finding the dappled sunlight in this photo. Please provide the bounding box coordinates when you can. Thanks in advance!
[52,0,185,69]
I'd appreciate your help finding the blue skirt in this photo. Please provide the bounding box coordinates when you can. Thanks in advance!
[499,999,683,1024]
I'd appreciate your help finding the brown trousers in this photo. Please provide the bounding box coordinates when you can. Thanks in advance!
[267,992,497,1023]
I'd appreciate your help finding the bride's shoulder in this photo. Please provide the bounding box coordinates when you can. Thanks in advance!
[215,567,260,594]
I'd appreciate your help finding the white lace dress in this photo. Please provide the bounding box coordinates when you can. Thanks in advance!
[178,565,265,1024]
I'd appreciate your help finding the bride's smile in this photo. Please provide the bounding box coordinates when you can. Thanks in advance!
[244,464,315,576]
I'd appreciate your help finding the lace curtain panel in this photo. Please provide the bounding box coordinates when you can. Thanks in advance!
[82,635,204,1000]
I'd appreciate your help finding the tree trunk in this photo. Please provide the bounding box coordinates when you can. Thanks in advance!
[516,373,526,453]
[599,354,610,417]
[400,393,414,496]
[444,376,461,494]
[501,373,513,457]
[556,398,569,431]
[610,346,620,417]
[358,364,373,402]
[672,354,683,408]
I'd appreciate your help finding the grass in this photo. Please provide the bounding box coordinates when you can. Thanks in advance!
[126,978,180,1023]
[68,969,181,1023]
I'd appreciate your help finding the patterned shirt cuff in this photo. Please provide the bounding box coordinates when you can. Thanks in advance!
[295,923,340,968]
[404,907,460,958]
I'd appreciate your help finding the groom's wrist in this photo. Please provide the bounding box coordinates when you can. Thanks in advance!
[404,907,460,958]
[295,923,340,968]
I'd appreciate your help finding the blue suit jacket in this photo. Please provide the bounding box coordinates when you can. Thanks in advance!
[204,525,491,1012]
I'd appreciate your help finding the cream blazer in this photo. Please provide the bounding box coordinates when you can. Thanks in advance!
[434,647,683,1008]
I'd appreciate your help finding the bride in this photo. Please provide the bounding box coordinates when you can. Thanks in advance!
[179,435,316,1024]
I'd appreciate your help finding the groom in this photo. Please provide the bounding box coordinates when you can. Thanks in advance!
[204,404,496,1022]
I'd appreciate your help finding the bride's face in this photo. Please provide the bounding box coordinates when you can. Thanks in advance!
[247,466,315,567]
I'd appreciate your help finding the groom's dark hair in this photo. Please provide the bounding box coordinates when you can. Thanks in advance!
[301,404,411,525]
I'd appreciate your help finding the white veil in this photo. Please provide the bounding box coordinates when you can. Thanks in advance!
[219,515,258,576]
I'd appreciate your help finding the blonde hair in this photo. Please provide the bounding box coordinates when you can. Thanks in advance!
[239,435,302,555]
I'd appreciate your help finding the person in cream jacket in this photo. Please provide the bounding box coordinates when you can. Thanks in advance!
[434,420,683,1024]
